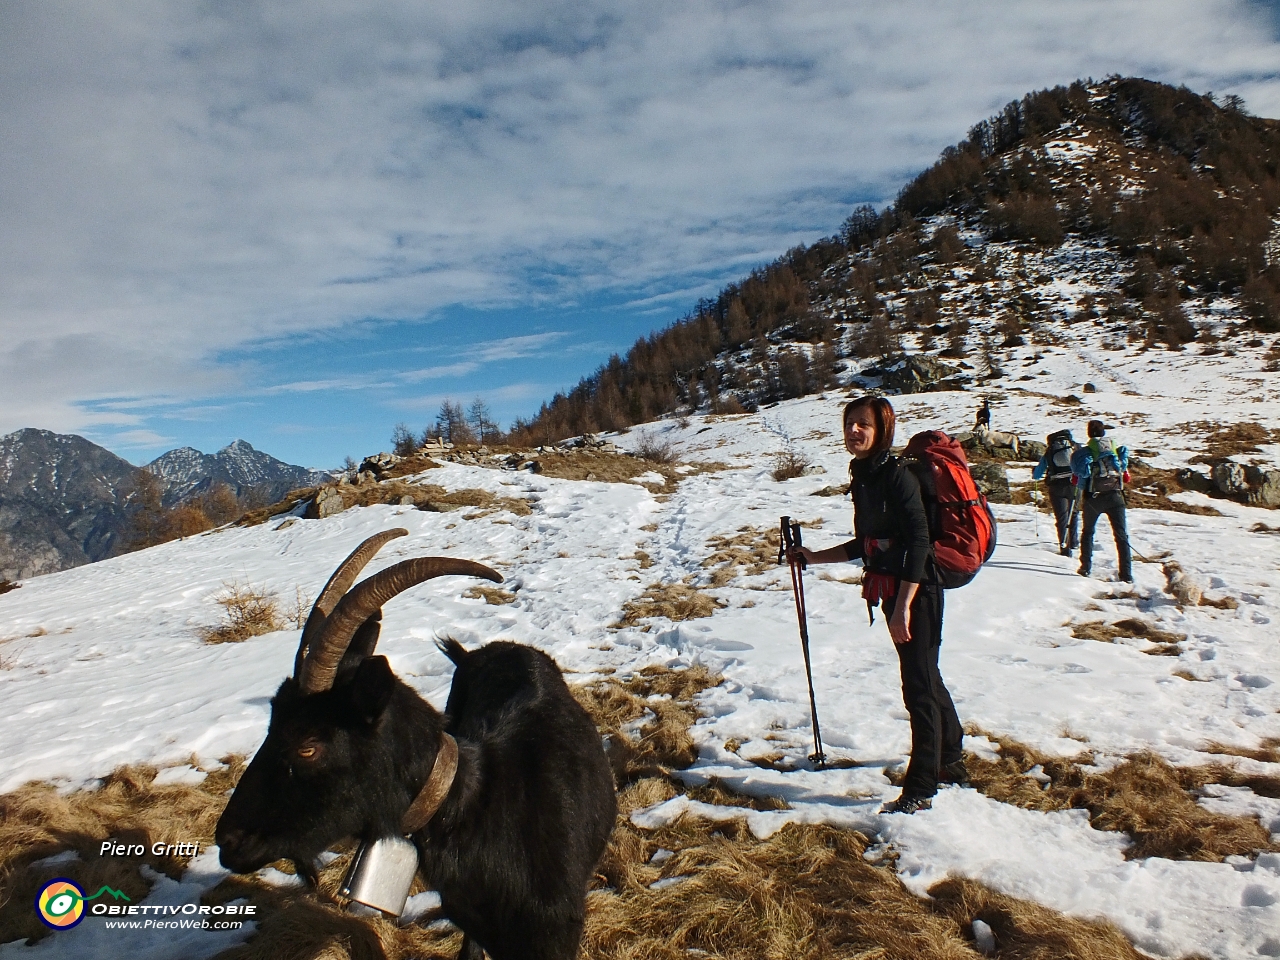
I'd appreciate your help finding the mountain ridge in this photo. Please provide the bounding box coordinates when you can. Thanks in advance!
[0,429,330,580]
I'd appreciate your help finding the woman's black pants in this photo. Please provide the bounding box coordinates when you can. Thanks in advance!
[884,583,963,798]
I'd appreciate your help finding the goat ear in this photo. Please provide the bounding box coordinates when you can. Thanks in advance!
[337,612,382,676]
[349,655,396,724]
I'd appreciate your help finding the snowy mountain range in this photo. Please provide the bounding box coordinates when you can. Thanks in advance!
[0,430,330,580]
[144,439,331,506]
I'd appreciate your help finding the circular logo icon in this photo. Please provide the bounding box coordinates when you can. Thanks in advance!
[36,878,86,929]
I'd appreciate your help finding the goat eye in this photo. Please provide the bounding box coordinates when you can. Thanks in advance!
[296,743,320,760]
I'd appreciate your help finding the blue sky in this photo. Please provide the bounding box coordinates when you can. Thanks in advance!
[3,0,1280,469]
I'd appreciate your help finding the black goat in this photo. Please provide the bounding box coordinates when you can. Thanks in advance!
[216,529,617,960]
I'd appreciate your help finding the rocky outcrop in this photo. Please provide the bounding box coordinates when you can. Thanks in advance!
[1209,461,1280,508]
[969,461,1011,503]
[868,355,969,394]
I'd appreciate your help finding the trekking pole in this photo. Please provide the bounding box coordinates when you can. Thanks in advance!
[777,517,826,768]
[1033,479,1040,541]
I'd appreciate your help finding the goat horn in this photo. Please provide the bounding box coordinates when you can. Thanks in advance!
[298,557,503,694]
[293,528,409,678]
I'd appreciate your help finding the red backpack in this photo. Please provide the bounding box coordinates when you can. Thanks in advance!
[901,430,997,589]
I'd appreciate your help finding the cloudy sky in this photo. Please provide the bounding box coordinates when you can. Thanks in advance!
[3,0,1280,468]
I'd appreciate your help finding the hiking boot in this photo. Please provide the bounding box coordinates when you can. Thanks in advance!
[1077,566,1091,577]
[881,793,932,815]
[940,760,970,787]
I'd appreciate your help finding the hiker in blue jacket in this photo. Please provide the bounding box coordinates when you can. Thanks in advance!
[1033,429,1080,556]
[1070,420,1133,582]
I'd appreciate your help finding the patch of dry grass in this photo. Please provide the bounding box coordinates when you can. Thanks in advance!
[462,585,517,605]
[1182,420,1280,462]
[770,449,812,482]
[531,448,673,486]
[198,583,287,644]
[587,804,1158,960]
[574,664,723,781]
[701,525,781,587]
[376,453,445,479]
[1121,462,1225,516]
[1203,738,1280,765]
[242,480,532,527]
[964,732,1277,860]
[614,582,726,628]
[0,580,20,596]
[0,759,244,946]
[343,480,532,518]
[1069,618,1186,655]
[632,430,676,464]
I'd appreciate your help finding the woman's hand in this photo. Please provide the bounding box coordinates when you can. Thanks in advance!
[888,605,912,645]
[889,580,919,645]
[791,545,845,566]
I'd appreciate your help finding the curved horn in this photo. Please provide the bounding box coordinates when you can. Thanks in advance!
[293,528,408,677]
[298,557,503,694]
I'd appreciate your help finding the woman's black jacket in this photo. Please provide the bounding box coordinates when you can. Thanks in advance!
[839,451,932,584]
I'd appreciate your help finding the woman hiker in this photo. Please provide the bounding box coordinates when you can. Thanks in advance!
[792,395,966,815]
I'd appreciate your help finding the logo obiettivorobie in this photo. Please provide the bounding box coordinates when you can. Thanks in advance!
[35,878,131,930]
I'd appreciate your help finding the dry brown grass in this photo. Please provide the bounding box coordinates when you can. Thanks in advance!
[462,585,517,605]
[198,583,287,644]
[240,479,531,528]
[1121,462,1225,516]
[701,525,782,587]
[1203,738,1280,765]
[574,664,723,780]
[530,448,674,487]
[1069,618,1186,655]
[376,452,445,479]
[1182,420,1280,462]
[587,802,1158,960]
[339,480,532,518]
[964,732,1277,860]
[770,449,812,482]
[614,582,726,628]
[0,580,20,596]
[0,759,244,946]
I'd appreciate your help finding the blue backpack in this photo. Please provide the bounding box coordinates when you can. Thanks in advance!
[1082,438,1124,494]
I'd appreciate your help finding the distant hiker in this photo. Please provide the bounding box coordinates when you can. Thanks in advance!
[975,398,991,431]
[1033,429,1081,556]
[1070,420,1133,582]
[793,395,965,816]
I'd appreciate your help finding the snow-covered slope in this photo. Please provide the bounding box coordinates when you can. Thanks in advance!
[1,370,1278,958]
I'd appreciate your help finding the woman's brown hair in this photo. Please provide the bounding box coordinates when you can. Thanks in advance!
[842,395,896,457]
